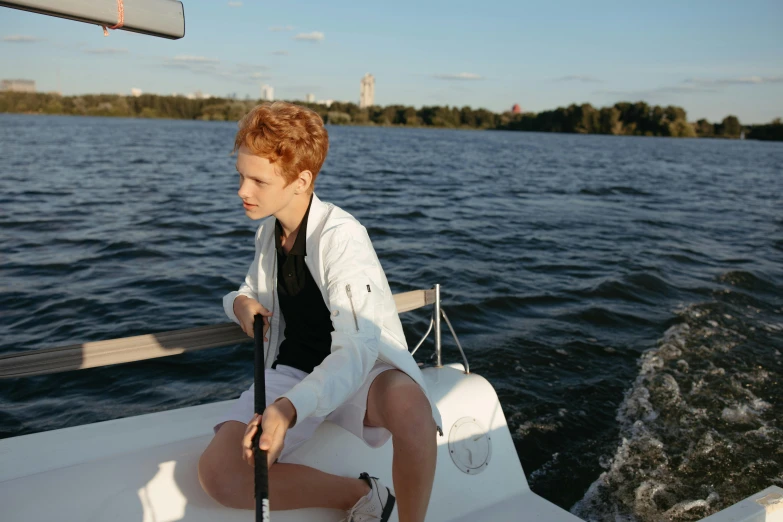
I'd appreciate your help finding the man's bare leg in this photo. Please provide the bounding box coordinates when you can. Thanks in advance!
[365,370,438,522]
[198,421,370,510]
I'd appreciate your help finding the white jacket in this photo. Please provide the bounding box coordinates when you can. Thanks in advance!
[223,193,442,431]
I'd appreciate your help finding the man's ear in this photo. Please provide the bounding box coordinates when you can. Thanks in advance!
[295,170,313,194]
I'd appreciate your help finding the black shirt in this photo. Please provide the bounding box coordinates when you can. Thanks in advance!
[273,195,334,374]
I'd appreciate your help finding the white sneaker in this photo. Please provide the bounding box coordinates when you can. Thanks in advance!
[343,472,396,522]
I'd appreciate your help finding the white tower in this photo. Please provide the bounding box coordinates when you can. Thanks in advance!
[359,73,375,108]
[261,84,274,101]
[306,93,315,103]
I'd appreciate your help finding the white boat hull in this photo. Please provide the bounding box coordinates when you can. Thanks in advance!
[0,365,581,521]
[1,364,780,521]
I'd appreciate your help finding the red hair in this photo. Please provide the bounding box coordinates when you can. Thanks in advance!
[234,102,329,190]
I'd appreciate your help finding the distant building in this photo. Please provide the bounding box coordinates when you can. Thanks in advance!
[512,104,522,114]
[1,79,35,92]
[131,88,142,97]
[359,73,374,108]
[306,93,315,103]
[317,99,334,108]
[261,84,274,101]
[186,91,213,100]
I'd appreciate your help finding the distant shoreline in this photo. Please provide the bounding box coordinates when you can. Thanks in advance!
[1,112,768,141]
[2,92,781,141]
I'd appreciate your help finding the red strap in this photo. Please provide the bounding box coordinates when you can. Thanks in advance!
[102,0,125,37]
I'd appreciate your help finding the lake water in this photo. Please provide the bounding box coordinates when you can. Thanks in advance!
[1,114,781,520]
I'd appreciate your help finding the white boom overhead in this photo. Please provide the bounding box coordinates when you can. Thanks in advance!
[0,0,185,39]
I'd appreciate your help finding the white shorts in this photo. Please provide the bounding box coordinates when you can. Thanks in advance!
[214,361,396,461]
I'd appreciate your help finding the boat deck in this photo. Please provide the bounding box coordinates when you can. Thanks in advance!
[0,365,584,521]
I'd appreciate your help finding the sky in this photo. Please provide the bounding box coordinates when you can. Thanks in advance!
[1,0,782,123]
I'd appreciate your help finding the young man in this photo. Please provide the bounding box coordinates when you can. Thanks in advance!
[198,102,441,522]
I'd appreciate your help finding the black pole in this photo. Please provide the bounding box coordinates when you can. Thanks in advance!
[253,314,270,521]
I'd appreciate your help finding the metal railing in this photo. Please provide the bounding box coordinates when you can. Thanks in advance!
[410,284,470,374]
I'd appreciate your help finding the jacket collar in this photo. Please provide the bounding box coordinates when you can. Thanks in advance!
[303,192,329,291]
[305,192,328,243]
[274,193,313,256]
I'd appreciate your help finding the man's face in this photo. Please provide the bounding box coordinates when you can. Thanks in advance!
[235,145,296,220]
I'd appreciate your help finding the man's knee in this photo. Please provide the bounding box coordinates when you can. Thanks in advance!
[381,381,435,442]
[198,449,236,507]
[197,422,249,508]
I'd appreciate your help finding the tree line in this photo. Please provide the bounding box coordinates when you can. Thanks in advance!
[1,91,780,141]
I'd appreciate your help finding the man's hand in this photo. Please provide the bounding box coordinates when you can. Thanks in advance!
[242,398,298,469]
[234,295,272,340]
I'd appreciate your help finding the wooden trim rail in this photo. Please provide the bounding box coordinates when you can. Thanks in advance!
[394,288,436,313]
[0,289,437,378]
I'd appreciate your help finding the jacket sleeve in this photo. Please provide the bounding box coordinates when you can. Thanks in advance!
[223,225,263,323]
[280,225,387,426]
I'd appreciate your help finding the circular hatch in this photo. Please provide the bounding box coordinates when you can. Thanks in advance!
[448,417,491,474]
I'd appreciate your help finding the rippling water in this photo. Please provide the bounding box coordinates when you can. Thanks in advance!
[1,114,781,520]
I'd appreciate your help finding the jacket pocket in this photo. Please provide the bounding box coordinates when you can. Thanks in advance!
[345,284,360,332]
[329,277,382,341]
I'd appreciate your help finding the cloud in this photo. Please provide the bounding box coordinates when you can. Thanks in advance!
[554,75,602,83]
[271,50,289,56]
[593,89,639,96]
[294,31,325,42]
[592,74,782,101]
[270,26,294,32]
[164,55,221,77]
[170,55,220,64]
[234,61,269,70]
[84,48,128,55]
[594,84,718,99]
[227,1,242,6]
[658,84,718,94]
[3,35,42,43]
[161,56,269,85]
[434,72,482,80]
[685,76,783,86]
